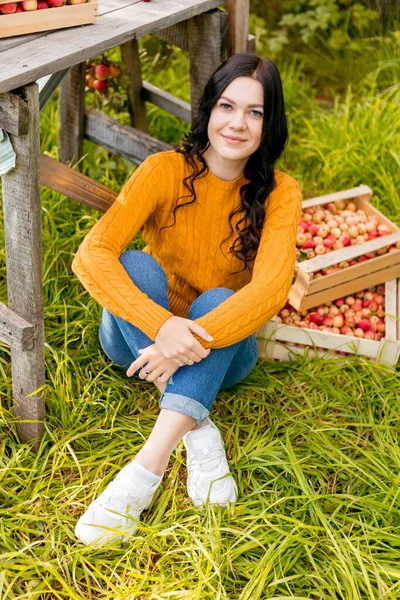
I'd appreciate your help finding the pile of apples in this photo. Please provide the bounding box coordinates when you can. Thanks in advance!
[277,286,386,341]
[85,61,121,93]
[296,200,400,276]
[0,0,85,13]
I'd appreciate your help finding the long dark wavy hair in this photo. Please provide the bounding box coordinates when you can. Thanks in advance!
[161,52,288,274]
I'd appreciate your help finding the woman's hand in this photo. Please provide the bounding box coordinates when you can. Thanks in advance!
[155,316,213,363]
[126,343,187,384]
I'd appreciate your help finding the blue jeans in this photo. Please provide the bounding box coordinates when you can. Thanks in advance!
[98,250,259,426]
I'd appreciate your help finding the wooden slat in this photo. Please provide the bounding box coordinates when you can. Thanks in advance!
[84,107,171,165]
[300,232,400,274]
[247,33,256,53]
[0,90,29,136]
[188,9,222,122]
[269,322,379,357]
[385,279,398,341]
[302,184,373,209]
[0,0,223,94]
[156,21,188,51]
[398,278,400,340]
[227,0,249,55]
[0,302,35,352]
[40,153,117,212]
[307,250,400,294]
[121,38,148,132]
[1,83,45,447]
[59,63,86,167]
[294,264,400,312]
[142,80,191,123]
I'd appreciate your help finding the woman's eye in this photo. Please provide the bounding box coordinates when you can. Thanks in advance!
[220,103,231,109]
[251,110,263,117]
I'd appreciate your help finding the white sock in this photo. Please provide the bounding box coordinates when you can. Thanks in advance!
[130,459,164,484]
[191,421,213,433]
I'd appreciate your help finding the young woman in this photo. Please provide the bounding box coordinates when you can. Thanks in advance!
[72,52,302,546]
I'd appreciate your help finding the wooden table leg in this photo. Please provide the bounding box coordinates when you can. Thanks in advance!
[59,63,86,168]
[1,83,45,448]
[188,10,222,122]
[121,39,149,132]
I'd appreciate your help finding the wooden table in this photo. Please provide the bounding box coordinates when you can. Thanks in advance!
[0,0,250,447]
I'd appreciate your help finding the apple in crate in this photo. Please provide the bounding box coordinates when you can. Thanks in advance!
[69,0,87,4]
[37,0,49,7]
[0,2,18,13]
[48,0,63,5]
[21,0,37,9]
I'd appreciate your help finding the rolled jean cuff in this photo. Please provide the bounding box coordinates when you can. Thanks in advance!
[159,393,209,427]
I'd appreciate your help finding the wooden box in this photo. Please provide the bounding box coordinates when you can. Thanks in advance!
[289,185,400,312]
[0,0,98,38]
[256,279,400,366]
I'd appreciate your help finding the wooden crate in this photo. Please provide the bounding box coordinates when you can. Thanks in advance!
[289,185,400,312]
[257,279,400,366]
[0,0,98,38]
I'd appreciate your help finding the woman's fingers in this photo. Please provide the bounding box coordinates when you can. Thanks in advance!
[145,367,167,383]
[127,348,159,377]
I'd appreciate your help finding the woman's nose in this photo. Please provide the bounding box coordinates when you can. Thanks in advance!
[229,110,246,129]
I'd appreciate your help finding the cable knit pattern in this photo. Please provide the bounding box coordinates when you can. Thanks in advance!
[71,150,302,349]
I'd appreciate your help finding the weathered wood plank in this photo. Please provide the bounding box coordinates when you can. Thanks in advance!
[59,63,86,167]
[188,9,222,122]
[84,107,171,164]
[1,83,45,447]
[247,33,256,53]
[156,21,188,51]
[302,184,373,208]
[121,38,148,131]
[0,302,35,352]
[0,0,223,93]
[142,80,191,123]
[0,90,29,136]
[40,152,117,213]
[227,0,249,55]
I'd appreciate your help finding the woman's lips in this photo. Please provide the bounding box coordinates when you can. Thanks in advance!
[222,135,246,144]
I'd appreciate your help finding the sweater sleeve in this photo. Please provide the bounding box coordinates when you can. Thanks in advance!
[71,153,174,341]
[193,177,302,349]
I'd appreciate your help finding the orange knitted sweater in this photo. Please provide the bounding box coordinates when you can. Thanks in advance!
[71,150,302,350]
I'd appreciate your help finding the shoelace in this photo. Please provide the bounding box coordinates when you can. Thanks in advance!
[101,478,153,514]
[187,446,227,472]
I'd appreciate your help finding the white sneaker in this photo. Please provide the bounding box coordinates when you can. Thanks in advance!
[75,461,163,547]
[182,418,238,507]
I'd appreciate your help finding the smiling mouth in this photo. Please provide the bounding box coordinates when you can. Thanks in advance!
[222,135,246,142]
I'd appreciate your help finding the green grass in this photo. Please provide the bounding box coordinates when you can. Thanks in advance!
[1,35,400,599]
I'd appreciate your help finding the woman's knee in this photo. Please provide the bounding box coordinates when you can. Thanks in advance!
[119,250,168,291]
[188,287,235,320]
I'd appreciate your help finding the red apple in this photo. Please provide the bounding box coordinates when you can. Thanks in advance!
[85,75,95,89]
[93,79,108,92]
[0,2,17,13]
[109,64,121,78]
[95,64,110,80]
[37,1,49,8]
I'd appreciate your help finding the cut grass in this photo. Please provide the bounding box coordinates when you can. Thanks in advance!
[1,39,400,599]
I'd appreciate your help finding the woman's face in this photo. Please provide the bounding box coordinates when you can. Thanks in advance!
[207,76,264,164]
